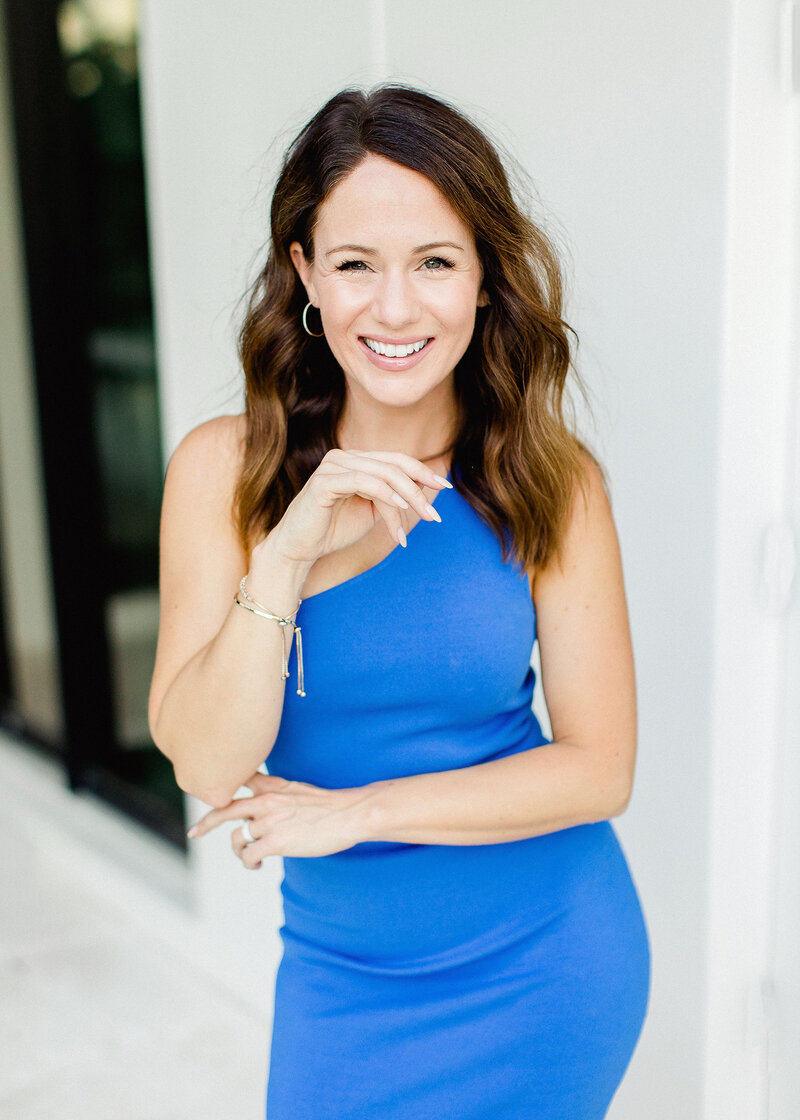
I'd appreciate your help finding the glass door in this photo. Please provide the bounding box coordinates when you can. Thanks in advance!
[1,0,184,847]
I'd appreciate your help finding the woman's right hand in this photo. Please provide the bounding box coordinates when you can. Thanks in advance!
[256,448,451,567]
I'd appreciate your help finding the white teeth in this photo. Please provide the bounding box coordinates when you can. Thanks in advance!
[363,337,430,357]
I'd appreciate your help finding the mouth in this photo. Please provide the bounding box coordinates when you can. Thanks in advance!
[361,337,431,358]
[358,335,435,372]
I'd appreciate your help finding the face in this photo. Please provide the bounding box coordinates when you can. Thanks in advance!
[289,154,489,412]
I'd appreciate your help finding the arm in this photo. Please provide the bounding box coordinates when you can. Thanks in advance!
[186,456,637,862]
[354,457,638,846]
[148,416,314,807]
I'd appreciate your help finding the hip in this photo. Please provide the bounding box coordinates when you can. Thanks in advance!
[279,820,650,975]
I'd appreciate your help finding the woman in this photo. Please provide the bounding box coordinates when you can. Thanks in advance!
[149,83,651,1119]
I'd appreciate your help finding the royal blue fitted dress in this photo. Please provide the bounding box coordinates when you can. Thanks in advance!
[264,466,651,1120]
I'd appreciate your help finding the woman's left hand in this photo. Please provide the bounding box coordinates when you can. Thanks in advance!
[186,772,373,867]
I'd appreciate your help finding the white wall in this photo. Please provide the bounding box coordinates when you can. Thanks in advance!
[138,2,798,1116]
[139,0,385,452]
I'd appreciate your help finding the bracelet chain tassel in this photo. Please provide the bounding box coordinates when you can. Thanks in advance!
[233,575,306,697]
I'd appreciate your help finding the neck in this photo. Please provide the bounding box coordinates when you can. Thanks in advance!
[336,397,458,467]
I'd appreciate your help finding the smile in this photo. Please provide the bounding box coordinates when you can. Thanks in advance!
[362,337,431,358]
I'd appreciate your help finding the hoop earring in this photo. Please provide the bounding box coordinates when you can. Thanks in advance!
[302,302,325,338]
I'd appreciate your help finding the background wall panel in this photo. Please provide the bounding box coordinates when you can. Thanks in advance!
[138,2,798,1116]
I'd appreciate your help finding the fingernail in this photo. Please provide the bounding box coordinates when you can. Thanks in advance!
[397,526,407,547]
[426,504,442,522]
[391,492,409,508]
[433,474,453,488]
[186,826,199,838]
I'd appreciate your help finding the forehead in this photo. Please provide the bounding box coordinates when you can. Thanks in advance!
[314,154,474,247]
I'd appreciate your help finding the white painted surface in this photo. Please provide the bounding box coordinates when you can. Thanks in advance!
[138,0,380,454]
[703,1,799,1117]
[136,2,798,1116]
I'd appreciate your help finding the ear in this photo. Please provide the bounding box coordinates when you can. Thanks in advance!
[289,241,319,305]
[476,259,490,308]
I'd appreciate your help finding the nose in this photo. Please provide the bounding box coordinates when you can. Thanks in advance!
[371,267,420,329]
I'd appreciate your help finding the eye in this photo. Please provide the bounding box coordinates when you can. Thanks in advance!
[422,256,455,271]
[335,259,369,272]
[334,256,456,273]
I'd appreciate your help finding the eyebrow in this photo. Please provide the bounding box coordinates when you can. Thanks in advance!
[325,241,466,258]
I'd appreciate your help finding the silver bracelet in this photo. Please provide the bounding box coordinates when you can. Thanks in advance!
[233,575,306,696]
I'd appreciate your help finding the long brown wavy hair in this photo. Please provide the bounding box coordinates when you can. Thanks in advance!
[234,82,606,575]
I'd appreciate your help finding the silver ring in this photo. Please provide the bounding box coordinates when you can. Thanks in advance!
[240,819,256,844]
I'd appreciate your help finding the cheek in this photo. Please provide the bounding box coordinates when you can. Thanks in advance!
[436,286,482,330]
[319,280,369,316]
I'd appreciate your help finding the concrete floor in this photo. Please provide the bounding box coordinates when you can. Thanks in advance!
[0,737,271,1120]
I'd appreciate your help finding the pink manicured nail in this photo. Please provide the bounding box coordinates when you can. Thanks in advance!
[187,825,199,838]
[397,526,407,547]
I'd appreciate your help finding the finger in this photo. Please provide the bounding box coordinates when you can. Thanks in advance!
[230,823,254,854]
[330,448,451,489]
[323,459,445,522]
[187,797,255,839]
[375,502,407,547]
[231,827,264,870]
[241,839,265,871]
[319,450,446,512]
[327,469,434,546]
[315,464,417,516]
[244,774,289,795]
[354,463,444,527]
[311,469,408,544]
[231,824,258,856]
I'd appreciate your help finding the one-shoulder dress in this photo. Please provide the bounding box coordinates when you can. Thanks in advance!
[264,466,651,1120]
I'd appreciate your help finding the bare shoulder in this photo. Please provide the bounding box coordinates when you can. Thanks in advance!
[164,414,249,531]
[528,450,636,800]
[159,410,251,593]
[166,412,247,489]
[527,452,612,597]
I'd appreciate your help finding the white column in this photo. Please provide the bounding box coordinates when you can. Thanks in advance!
[703,0,799,1115]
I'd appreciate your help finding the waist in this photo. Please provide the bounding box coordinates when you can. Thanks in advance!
[279,819,632,970]
[267,709,550,790]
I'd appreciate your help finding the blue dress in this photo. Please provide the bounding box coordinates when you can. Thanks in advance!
[265,466,651,1119]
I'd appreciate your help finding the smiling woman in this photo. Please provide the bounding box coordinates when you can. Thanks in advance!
[148,83,650,1119]
[288,154,490,396]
